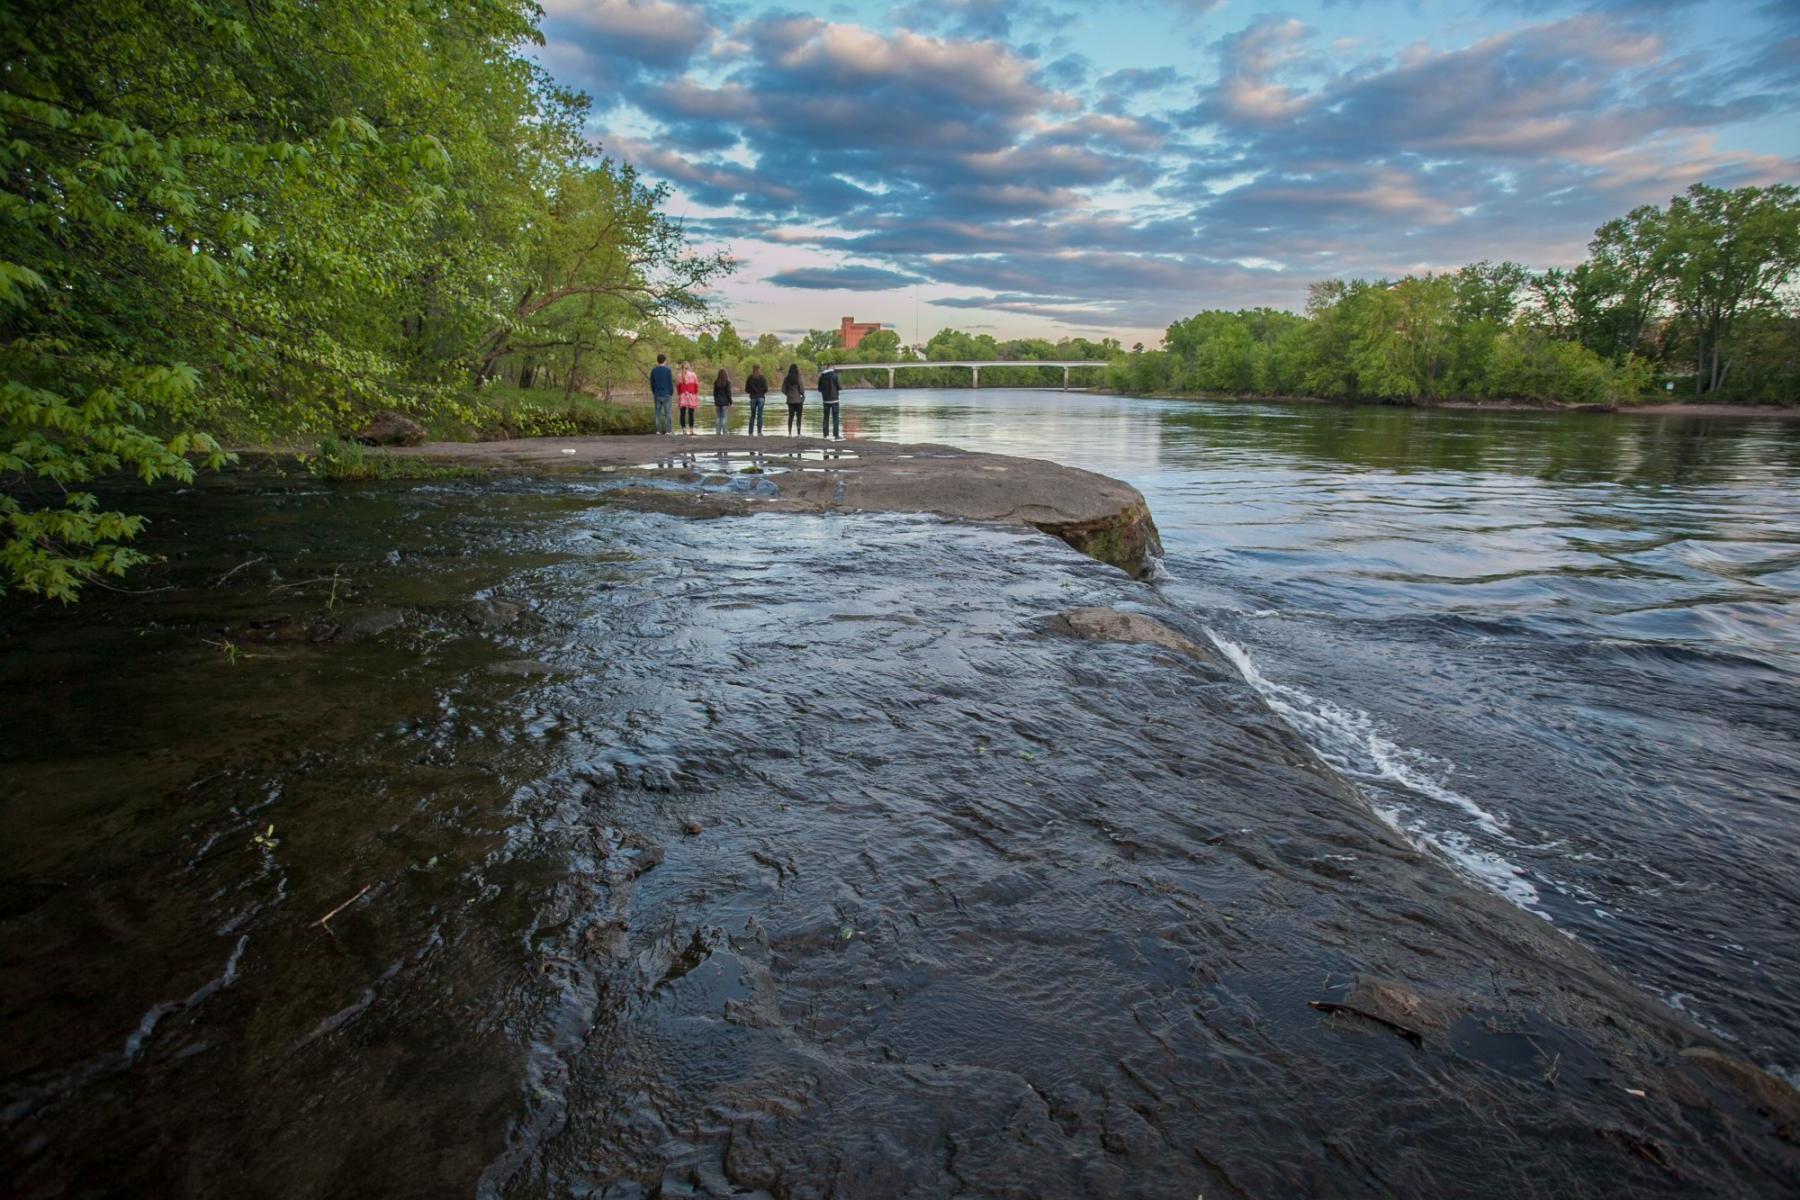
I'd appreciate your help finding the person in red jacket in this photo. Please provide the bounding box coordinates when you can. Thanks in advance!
[676,362,700,434]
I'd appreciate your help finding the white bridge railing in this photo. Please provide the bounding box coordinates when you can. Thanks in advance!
[828,360,1108,389]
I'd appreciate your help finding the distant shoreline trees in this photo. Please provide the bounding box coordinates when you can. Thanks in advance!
[1107,184,1800,407]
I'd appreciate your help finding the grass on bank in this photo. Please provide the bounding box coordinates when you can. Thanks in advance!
[436,383,657,440]
[304,437,481,482]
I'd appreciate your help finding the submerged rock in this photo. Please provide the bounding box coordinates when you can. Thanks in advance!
[1047,606,1222,667]
[232,608,405,645]
[465,598,523,630]
[325,609,406,642]
[486,658,558,678]
[1678,1047,1800,1135]
[598,486,749,519]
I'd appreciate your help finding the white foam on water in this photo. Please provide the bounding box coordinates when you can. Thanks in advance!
[1206,629,1546,915]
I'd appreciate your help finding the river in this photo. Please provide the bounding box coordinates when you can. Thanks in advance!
[2,390,1797,1197]
[848,389,1800,1074]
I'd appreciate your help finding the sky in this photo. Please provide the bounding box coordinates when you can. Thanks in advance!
[534,0,1800,347]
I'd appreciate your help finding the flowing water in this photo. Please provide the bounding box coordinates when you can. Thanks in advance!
[849,390,1800,1073]
[2,392,1797,1198]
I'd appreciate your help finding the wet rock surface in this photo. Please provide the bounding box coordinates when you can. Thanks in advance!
[392,434,1163,576]
[0,475,1794,1199]
[1048,605,1225,667]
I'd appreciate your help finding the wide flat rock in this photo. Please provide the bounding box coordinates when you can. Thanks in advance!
[394,434,1163,575]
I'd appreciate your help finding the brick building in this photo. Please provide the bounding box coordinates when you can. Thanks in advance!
[839,316,888,351]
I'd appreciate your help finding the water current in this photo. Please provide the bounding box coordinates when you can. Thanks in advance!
[2,390,1796,1198]
[850,391,1800,1076]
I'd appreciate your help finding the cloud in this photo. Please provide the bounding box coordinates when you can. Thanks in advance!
[888,0,1033,40]
[539,0,718,101]
[542,2,1800,338]
[766,265,924,290]
[1169,12,1800,276]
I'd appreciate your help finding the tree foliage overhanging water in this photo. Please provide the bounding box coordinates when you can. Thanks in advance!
[0,0,725,600]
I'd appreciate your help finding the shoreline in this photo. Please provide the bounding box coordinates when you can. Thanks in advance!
[390,433,1165,577]
[1102,390,1800,417]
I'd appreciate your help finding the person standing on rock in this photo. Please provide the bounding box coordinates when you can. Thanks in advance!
[649,354,675,435]
[677,362,700,435]
[744,365,768,436]
[782,364,805,435]
[712,368,733,435]
[818,364,842,439]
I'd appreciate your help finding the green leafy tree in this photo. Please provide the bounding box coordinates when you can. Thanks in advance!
[1662,183,1800,395]
[797,329,842,362]
[1,0,728,599]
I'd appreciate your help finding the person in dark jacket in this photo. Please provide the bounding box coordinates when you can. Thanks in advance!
[818,365,842,439]
[649,353,674,434]
[781,364,805,435]
[744,365,768,435]
[712,368,733,435]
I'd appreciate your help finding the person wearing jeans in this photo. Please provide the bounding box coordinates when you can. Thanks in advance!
[649,354,674,434]
[744,365,768,435]
[712,368,733,435]
[818,365,841,439]
[781,364,805,435]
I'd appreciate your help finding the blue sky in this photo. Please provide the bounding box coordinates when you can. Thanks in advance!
[536,0,1800,345]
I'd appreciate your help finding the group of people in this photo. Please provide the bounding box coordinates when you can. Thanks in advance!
[648,356,843,438]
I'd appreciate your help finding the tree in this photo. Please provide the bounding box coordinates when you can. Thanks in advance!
[0,0,729,598]
[1583,204,1675,360]
[1662,183,1800,395]
[475,160,728,385]
[796,329,841,362]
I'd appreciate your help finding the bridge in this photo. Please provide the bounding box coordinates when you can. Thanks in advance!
[828,360,1107,389]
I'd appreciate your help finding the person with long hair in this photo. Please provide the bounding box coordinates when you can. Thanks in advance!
[677,362,700,434]
[781,364,804,435]
[818,364,841,439]
[712,367,733,435]
[744,364,768,435]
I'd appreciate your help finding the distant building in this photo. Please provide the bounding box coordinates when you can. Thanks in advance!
[839,316,888,351]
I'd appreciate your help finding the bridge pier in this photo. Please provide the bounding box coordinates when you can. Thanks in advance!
[1063,365,1070,391]
[888,367,895,388]
[971,366,980,389]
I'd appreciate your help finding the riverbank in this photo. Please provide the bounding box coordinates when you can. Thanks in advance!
[1104,390,1800,417]
[389,434,1164,577]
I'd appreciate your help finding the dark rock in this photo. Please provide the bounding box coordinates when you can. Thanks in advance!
[1342,976,1465,1033]
[1679,1046,1800,1134]
[598,486,749,519]
[682,818,704,836]
[1035,499,1163,579]
[486,658,558,678]
[235,618,312,644]
[465,598,523,630]
[356,412,427,447]
[324,610,406,642]
[1047,607,1223,669]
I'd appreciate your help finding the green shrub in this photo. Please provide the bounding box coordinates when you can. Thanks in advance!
[305,437,475,481]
